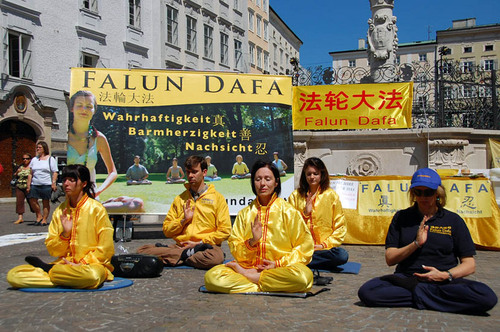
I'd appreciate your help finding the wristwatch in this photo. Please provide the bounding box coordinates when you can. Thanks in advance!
[446,270,453,282]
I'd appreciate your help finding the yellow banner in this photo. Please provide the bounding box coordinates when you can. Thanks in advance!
[334,175,500,248]
[356,176,492,218]
[490,139,500,168]
[357,177,411,216]
[442,178,492,218]
[70,68,292,106]
[292,82,413,130]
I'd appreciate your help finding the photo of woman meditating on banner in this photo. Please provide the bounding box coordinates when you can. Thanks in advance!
[67,90,143,213]
[67,90,117,197]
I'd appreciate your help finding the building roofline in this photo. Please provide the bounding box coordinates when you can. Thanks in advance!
[329,40,436,55]
[437,22,500,34]
[269,6,303,44]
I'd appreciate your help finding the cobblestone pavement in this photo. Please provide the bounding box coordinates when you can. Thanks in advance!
[0,200,499,331]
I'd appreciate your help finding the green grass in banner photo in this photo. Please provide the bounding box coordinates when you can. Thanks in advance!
[96,173,294,215]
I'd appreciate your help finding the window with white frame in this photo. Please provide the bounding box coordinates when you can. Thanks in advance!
[419,53,427,62]
[256,15,262,37]
[273,43,277,63]
[461,61,474,73]
[248,11,254,31]
[257,47,262,68]
[249,43,255,66]
[204,25,213,59]
[442,61,452,74]
[6,31,32,79]
[485,44,494,52]
[443,86,454,99]
[279,48,283,66]
[186,16,197,52]
[166,5,178,46]
[348,59,356,67]
[264,51,269,72]
[463,46,472,53]
[234,39,242,69]
[461,85,475,98]
[81,52,99,68]
[220,33,228,65]
[478,86,492,98]
[129,0,141,29]
[263,21,268,41]
[483,59,495,71]
[82,0,98,12]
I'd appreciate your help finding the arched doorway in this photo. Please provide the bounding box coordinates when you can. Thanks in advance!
[0,120,37,197]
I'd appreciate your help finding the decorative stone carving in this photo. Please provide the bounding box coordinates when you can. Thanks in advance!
[347,153,381,176]
[367,0,398,82]
[428,139,469,147]
[293,142,307,169]
[428,139,468,169]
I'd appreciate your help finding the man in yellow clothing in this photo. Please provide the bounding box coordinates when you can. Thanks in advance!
[137,155,231,269]
[7,164,114,289]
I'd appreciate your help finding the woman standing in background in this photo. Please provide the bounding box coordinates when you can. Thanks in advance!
[27,142,58,226]
[13,153,32,224]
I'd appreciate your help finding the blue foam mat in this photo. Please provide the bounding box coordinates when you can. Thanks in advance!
[199,285,329,298]
[316,262,361,274]
[17,277,133,293]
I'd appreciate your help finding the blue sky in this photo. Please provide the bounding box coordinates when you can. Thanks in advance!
[271,0,500,67]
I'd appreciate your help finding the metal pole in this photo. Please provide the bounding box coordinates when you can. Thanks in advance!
[438,56,445,127]
[492,69,499,130]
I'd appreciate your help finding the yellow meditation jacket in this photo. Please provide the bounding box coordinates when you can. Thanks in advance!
[288,188,347,249]
[163,184,231,245]
[45,194,115,280]
[229,194,314,269]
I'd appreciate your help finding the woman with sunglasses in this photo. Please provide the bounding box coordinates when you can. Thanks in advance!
[13,153,32,224]
[358,168,497,314]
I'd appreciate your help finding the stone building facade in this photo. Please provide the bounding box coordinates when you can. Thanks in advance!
[0,0,300,197]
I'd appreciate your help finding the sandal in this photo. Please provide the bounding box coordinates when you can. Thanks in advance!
[14,219,24,224]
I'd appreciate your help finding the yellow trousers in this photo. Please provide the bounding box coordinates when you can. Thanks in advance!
[7,264,108,289]
[204,263,313,293]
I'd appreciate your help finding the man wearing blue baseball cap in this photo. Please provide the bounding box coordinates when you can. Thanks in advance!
[358,168,497,314]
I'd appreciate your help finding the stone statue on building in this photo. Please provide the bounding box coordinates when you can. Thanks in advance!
[367,0,398,82]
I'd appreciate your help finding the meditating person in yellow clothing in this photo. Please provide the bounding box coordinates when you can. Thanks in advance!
[288,157,348,285]
[7,164,114,289]
[205,160,314,293]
